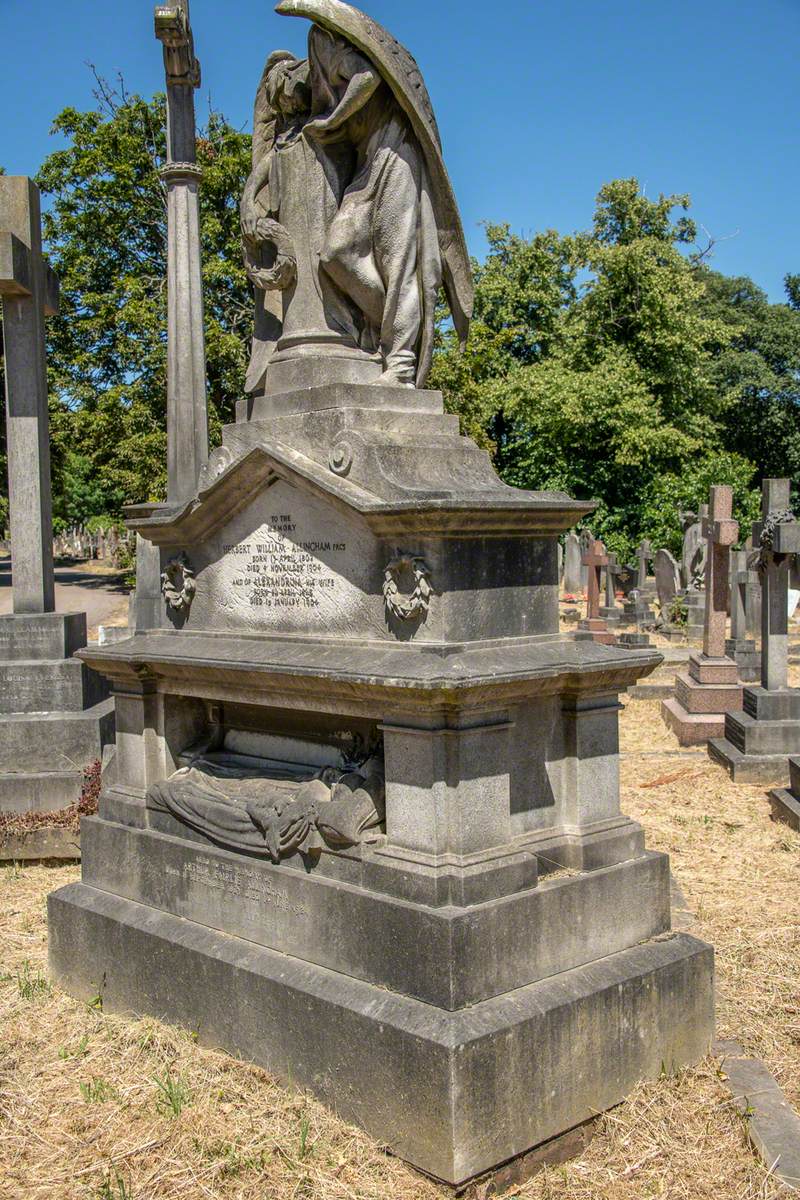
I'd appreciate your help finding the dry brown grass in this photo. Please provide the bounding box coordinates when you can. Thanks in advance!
[1,695,798,1198]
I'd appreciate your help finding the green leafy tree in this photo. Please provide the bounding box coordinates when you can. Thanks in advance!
[696,268,800,482]
[432,179,764,560]
[35,76,251,515]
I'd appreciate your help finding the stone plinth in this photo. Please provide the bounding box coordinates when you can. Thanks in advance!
[576,618,616,645]
[709,687,800,784]
[0,612,114,858]
[617,632,651,650]
[726,636,760,683]
[662,654,743,746]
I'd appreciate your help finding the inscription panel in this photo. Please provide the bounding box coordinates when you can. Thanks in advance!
[189,480,387,638]
[163,856,310,917]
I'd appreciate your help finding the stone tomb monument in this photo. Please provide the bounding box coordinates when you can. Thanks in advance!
[0,177,114,859]
[47,1,713,1186]
[709,479,800,784]
[661,486,743,745]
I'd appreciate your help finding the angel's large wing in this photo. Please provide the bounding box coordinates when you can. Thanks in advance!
[275,0,473,347]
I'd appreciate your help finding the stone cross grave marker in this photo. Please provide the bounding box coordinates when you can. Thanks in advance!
[636,539,653,590]
[0,177,59,614]
[583,537,606,620]
[155,0,208,504]
[701,486,738,660]
[752,478,800,692]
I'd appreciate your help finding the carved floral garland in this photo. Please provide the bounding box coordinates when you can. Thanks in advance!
[382,554,432,622]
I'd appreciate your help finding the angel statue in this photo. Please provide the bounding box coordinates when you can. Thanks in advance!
[240,0,473,393]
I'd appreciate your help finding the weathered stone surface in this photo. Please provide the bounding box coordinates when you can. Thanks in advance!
[654,548,680,615]
[0,698,114,772]
[0,825,80,861]
[48,883,714,1187]
[0,658,107,715]
[715,1039,800,1190]
[769,784,800,831]
[79,816,671,1009]
[0,769,82,814]
[563,531,581,593]
[0,177,58,614]
[0,611,86,661]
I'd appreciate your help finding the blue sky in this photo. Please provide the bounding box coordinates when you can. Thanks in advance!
[1,0,797,300]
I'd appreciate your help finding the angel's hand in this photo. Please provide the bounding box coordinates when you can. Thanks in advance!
[303,116,338,142]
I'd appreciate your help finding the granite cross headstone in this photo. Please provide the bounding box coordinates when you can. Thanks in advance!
[583,536,607,621]
[0,177,59,614]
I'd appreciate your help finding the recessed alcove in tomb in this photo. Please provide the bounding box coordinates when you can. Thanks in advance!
[48,0,714,1188]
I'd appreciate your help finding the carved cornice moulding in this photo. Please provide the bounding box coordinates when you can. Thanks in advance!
[123,441,595,544]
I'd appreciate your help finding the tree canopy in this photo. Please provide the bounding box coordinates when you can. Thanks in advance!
[0,88,798,558]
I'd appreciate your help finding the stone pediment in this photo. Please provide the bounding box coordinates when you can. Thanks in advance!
[125,435,593,545]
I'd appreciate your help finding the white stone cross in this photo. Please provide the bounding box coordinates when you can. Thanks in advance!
[700,486,738,660]
[0,178,59,613]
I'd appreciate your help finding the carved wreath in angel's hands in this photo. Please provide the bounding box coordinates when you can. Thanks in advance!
[161,553,197,614]
[383,554,432,622]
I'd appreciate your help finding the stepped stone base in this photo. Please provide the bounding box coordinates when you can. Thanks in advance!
[661,654,744,746]
[0,769,83,813]
[662,699,725,745]
[708,690,800,783]
[48,880,714,1187]
[576,618,615,645]
[708,739,793,785]
[0,825,80,861]
[0,699,115,772]
[618,632,651,649]
[0,613,115,861]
